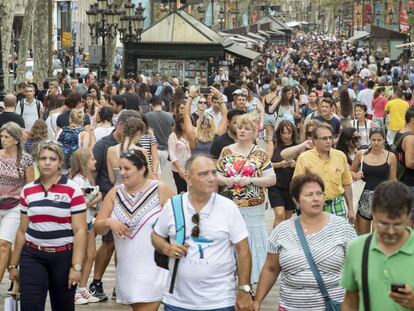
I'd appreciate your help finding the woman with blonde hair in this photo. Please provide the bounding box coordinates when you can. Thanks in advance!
[107,117,149,185]
[0,122,34,284]
[183,87,228,153]
[217,114,276,283]
[25,119,48,155]
[70,148,102,305]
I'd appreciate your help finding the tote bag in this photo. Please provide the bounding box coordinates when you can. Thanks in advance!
[351,153,366,213]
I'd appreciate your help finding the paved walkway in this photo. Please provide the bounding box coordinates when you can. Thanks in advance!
[0,158,280,310]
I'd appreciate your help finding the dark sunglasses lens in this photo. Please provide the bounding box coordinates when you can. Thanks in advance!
[191,226,200,237]
[192,213,199,224]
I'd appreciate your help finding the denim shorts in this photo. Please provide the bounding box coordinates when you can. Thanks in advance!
[164,304,235,311]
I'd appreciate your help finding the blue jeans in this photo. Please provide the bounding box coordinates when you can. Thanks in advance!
[164,304,235,311]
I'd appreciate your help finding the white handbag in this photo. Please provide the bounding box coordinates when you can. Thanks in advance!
[352,153,366,213]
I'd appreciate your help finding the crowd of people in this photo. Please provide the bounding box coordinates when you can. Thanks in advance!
[0,32,414,311]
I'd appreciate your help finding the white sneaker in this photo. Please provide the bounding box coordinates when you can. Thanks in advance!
[78,287,100,304]
[74,290,89,305]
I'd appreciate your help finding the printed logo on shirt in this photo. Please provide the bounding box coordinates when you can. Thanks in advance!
[49,193,71,203]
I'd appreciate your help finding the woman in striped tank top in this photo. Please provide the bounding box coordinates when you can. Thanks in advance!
[95,149,174,310]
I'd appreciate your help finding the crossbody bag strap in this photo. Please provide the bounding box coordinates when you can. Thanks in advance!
[236,145,256,176]
[294,218,331,302]
[362,234,373,311]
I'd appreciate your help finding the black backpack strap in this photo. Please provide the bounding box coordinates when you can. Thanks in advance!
[362,234,373,311]
[36,100,41,118]
[19,100,24,116]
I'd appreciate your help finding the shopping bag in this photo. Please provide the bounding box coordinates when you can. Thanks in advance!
[4,296,19,311]
[352,179,366,213]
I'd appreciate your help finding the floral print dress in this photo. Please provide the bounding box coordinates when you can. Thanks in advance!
[217,146,273,208]
[217,145,274,282]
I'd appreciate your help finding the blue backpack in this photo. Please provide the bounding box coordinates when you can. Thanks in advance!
[154,194,185,294]
[57,126,82,170]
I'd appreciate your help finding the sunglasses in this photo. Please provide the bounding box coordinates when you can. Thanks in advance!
[198,101,207,104]
[352,136,361,141]
[120,150,145,164]
[191,213,200,237]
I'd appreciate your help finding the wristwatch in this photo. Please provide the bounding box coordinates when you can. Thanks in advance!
[238,284,252,293]
[72,264,82,272]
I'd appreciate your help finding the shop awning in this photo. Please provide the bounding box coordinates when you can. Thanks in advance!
[224,43,260,60]
[348,31,370,43]
[395,42,414,49]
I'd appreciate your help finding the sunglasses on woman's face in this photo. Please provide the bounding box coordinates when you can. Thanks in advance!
[352,136,361,142]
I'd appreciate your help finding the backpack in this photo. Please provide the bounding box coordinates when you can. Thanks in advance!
[393,68,399,80]
[18,99,41,118]
[57,127,82,170]
[154,194,185,294]
[390,131,414,180]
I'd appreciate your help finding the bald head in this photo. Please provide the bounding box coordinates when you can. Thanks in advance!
[3,94,17,108]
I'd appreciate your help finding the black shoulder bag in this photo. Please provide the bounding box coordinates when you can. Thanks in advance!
[362,234,373,311]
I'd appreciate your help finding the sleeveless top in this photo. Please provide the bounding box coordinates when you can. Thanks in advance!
[271,143,295,189]
[264,93,278,114]
[394,131,414,186]
[362,152,390,190]
[112,180,161,239]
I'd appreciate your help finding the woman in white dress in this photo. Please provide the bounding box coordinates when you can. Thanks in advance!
[95,149,174,310]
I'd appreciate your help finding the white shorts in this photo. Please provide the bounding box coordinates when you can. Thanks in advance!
[0,206,20,243]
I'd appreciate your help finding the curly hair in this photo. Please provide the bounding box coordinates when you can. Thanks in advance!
[121,117,146,151]
[196,114,216,144]
[28,119,48,141]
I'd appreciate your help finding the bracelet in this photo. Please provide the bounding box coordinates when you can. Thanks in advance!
[7,265,17,271]
[249,177,255,185]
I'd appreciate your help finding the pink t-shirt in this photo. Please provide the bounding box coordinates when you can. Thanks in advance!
[372,95,388,118]
[0,152,33,209]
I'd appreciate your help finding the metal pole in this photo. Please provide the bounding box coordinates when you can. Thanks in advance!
[100,14,107,80]
[0,6,5,101]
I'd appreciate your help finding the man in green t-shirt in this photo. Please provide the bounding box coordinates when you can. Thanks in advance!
[341,180,414,311]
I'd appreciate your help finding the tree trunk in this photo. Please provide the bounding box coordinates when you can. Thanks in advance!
[1,1,16,93]
[16,0,37,84]
[106,0,124,81]
[33,0,48,87]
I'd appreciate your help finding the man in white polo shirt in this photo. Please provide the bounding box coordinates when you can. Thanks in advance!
[15,84,43,130]
[152,154,253,311]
